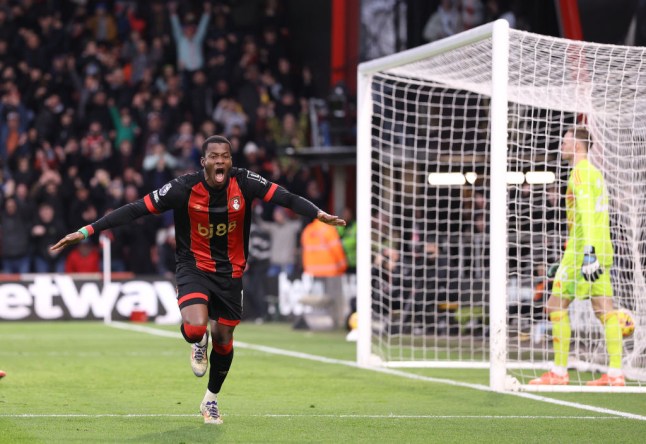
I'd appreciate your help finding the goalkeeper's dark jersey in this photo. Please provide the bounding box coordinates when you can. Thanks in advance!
[89,168,320,278]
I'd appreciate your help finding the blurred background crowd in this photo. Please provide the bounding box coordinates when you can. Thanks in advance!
[0,0,356,278]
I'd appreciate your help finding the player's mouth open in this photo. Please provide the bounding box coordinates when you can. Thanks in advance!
[214,167,226,182]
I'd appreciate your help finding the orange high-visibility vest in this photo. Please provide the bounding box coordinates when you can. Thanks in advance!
[301,219,348,277]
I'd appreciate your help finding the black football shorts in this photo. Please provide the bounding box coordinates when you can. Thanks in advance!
[175,265,243,325]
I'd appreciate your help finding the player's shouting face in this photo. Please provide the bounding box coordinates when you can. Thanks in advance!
[202,141,233,189]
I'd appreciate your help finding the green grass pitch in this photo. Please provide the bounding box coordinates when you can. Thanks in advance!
[1,321,645,443]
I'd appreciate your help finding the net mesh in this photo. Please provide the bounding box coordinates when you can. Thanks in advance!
[367,28,646,385]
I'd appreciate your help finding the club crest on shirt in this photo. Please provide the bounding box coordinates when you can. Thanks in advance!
[159,183,172,196]
[230,196,241,211]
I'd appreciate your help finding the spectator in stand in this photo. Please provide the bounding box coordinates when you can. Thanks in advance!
[86,3,118,44]
[14,182,35,222]
[38,11,65,57]
[154,64,176,95]
[56,108,78,147]
[261,0,290,39]
[0,197,32,273]
[34,94,64,147]
[88,168,112,215]
[259,26,285,72]
[187,70,214,125]
[22,30,49,71]
[146,1,173,42]
[65,238,100,273]
[119,184,160,274]
[109,102,140,149]
[31,202,67,273]
[238,64,263,124]
[170,122,201,171]
[141,111,165,156]
[304,178,327,210]
[212,98,248,138]
[86,90,114,131]
[169,2,211,88]
[156,225,177,279]
[1,113,26,168]
[121,166,145,192]
[32,169,65,217]
[0,87,30,165]
[268,107,309,150]
[143,143,177,191]
[298,65,317,99]
[240,141,258,171]
[13,156,37,189]
[262,206,303,280]
[462,0,485,30]
[243,205,272,322]
[48,56,76,107]
[237,35,260,79]
[0,9,14,42]
[225,135,245,168]
[205,34,233,82]
[275,57,299,96]
[128,38,153,86]
[68,185,98,234]
[110,139,138,177]
[423,0,462,42]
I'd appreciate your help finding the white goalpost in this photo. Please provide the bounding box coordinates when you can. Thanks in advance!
[356,19,646,392]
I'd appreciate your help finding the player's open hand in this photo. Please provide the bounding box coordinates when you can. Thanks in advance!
[50,231,85,253]
[317,211,346,227]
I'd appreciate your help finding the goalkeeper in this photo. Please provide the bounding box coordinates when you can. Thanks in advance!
[530,126,624,386]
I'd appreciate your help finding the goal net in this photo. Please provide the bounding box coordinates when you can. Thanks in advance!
[356,20,646,392]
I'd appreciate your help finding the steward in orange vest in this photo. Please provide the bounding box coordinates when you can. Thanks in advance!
[301,219,348,277]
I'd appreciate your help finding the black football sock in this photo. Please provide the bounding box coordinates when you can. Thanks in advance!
[208,346,234,394]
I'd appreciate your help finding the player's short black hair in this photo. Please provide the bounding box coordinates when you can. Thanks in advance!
[568,125,591,151]
[201,135,232,156]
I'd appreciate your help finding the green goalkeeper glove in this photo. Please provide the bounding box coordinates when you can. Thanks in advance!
[546,264,559,279]
[581,245,603,282]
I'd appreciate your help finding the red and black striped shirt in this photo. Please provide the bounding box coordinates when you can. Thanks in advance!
[89,168,320,277]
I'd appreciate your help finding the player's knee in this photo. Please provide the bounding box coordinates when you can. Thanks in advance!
[549,310,569,323]
[213,338,233,355]
[180,323,207,343]
[599,310,618,324]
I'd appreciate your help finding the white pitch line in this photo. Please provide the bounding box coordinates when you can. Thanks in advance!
[107,322,646,422]
[0,413,625,420]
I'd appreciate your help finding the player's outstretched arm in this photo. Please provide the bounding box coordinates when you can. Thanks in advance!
[317,210,346,227]
[50,231,86,252]
[261,181,346,226]
[50,198,154,253]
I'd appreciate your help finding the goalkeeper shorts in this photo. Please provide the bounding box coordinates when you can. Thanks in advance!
[551,251,613,300]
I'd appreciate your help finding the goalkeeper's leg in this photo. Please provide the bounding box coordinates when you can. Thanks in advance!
[588,295,625,386]
[529,293,572,385]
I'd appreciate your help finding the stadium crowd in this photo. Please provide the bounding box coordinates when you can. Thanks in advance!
[0,0,342,278]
